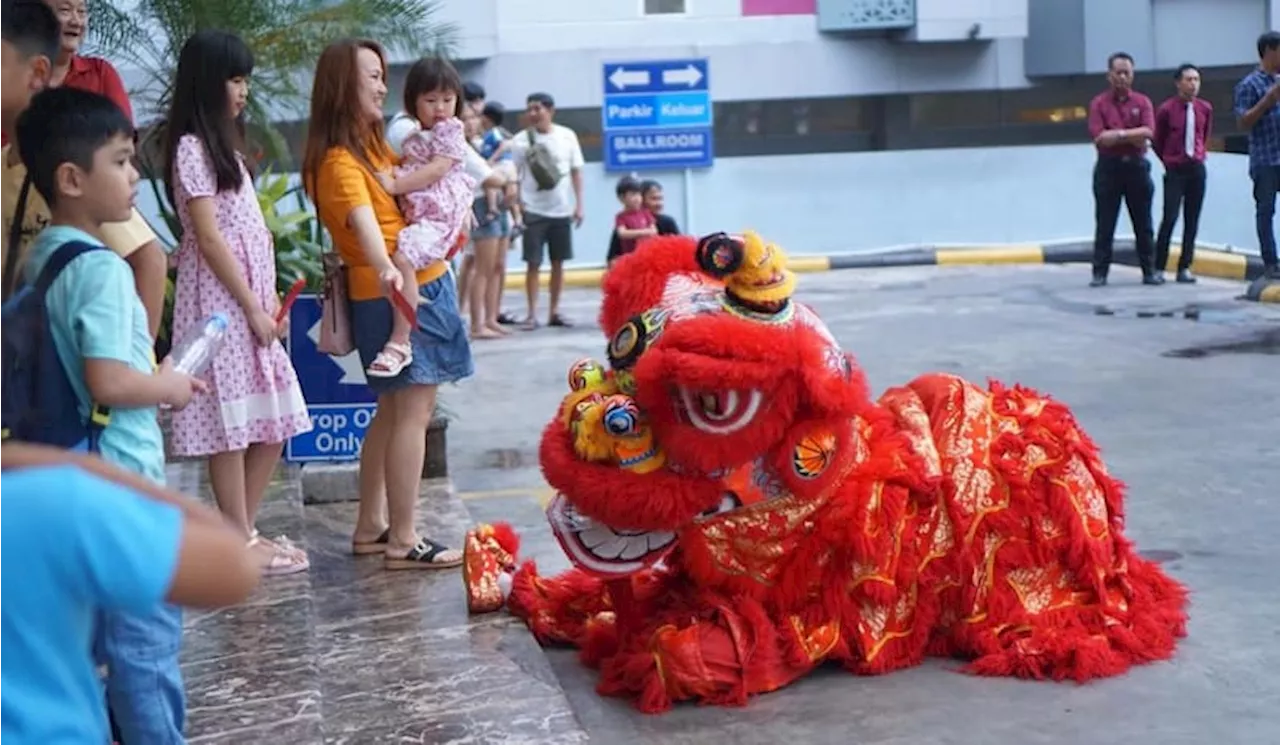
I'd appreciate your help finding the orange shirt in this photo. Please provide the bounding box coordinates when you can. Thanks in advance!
[311,140,445,301]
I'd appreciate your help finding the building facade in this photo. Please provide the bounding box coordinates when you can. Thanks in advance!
[399,0,1275,161]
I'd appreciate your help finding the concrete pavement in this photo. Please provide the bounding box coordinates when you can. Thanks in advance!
[452,262,1278,745]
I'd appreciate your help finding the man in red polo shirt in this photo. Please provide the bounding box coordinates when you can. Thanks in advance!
[45,0,132,120]
[1,0,131,137]
[1152,63,1212,284]
[1087,51,1159,287]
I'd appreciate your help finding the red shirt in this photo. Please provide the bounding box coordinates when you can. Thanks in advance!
[1,56,132,147]
[1152,96,1213,167]
[614,208,655,255]
[1087,89,1155,158]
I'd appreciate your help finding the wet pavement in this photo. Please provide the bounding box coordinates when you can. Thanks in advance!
[179,264,1279,744]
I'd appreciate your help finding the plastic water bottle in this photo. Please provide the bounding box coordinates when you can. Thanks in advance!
[169,313,229,377]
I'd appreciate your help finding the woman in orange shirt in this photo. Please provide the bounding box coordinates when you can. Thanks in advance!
[302,39,471,569]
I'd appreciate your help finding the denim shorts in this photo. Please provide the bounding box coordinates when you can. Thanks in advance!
[350,271,475,395]
[471,196,509,239]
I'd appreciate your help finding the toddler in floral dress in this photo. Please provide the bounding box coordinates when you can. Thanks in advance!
[163,31,312,575]
[370,58,477,378]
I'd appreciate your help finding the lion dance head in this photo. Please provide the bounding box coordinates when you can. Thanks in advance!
[542,231,874,579]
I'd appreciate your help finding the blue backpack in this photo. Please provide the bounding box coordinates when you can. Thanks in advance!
[1,240,111,451]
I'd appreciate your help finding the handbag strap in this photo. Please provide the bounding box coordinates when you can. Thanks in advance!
[3,173,34,302]
[311,168,337,261]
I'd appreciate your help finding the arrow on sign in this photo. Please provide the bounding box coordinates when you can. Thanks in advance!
[618,150,706,164]
[662,64,703,88]
[307,319,367,384]
[609,67,651,90]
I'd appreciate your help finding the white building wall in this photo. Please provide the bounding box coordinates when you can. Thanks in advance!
[466,0,1034,109]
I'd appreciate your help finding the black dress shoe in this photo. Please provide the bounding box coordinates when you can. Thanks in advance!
[1090,275,1107,287]
[1176,269,1197,284]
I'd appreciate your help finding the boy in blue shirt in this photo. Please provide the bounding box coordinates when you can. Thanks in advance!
[13,86,206,742]
[2,442,261,745]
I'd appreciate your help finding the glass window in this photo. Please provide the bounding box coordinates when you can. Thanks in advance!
[1197,74,1242,119]
[807,96,876,133]
[645,0,686,14]
[553,108,601,140]
[908,92,1000,129]
[999,80,1097,125]
[714,101,766,138]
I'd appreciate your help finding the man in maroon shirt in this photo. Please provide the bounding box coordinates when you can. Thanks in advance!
[1087,52,1159,287]
[1152,63,1212,284]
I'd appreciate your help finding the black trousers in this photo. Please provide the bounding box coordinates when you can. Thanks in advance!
[1092,157,1155,277]
[1154,161,1207,273]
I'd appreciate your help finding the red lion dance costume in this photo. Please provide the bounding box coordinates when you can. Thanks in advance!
[462,232,1187,713]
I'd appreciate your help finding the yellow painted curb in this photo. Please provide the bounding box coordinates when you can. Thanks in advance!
[1165,249,1250,280]
[500,255,830,291]
[787,255,833,274]
[935,245,1045,265]
[493,244,1258,290]
[1260,283,1280,303]
[502,269,605,291]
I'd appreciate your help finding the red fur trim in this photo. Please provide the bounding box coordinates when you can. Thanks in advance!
[599,235,703,337]
[906,375,1188,682]
[540,417,722,530]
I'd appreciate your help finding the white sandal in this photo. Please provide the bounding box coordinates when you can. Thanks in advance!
[366,342,413,378]
[248,531,311,576]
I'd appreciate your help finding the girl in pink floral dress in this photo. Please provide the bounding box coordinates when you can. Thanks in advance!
[163,30,312,574]
[368,57,476,378]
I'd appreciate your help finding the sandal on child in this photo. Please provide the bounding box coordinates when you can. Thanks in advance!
[248,532,311,576]
[263,540,310,576]
[366,342,412,378]
[384,538,463,570]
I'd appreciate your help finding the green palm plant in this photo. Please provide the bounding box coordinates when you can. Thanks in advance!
[87,0,456,146]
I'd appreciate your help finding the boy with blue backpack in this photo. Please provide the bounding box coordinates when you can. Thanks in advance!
[2,86,206,743]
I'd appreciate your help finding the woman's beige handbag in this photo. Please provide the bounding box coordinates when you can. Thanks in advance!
[316,250,355,356]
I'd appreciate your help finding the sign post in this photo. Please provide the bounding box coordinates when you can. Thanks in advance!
[284,295,377,463]
[602,58,713,172]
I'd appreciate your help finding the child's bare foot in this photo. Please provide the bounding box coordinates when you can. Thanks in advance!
[484,321,511,335]
[470,327,502,340]
[367,341,412,377]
